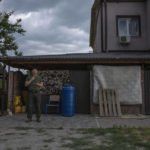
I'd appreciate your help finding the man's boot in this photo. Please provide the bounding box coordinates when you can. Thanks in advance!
[25,118,32,123]
[36,118,41,123]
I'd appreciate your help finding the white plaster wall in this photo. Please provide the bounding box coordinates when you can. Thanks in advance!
[93,65,142,105]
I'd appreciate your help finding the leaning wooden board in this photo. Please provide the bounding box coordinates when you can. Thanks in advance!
[99,88,122,117]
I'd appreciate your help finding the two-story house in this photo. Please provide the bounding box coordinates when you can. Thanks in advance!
[90,0,150,115]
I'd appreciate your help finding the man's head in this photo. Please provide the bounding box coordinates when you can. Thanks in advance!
[32,69,38,76]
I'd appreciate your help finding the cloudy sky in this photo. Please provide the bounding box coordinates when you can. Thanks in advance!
[0,0,93,56]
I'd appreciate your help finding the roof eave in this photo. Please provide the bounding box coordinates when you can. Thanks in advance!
[90,0,101,49]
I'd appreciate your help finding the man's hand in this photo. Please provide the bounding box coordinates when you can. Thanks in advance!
[31,76,35,81]
[25,76,35,87]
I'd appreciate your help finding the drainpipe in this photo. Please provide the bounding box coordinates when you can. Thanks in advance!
[104,0,108,52]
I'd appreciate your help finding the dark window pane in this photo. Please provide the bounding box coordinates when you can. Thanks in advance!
[118,16,140,37]
[129,18,139,36]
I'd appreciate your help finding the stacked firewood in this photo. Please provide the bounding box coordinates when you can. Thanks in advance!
[39,70,70,95]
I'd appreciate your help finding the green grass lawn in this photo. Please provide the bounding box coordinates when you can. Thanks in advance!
[62,128,150,150]
[2,127,150,150]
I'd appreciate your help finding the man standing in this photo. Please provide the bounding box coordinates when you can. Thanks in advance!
[25,69,43,122]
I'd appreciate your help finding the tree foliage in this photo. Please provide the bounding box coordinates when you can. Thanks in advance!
[0,2,25,56]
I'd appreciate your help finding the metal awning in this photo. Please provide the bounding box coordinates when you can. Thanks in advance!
[0,52,150,70]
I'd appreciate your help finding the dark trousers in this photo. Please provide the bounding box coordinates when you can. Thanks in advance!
[27,92,41,119]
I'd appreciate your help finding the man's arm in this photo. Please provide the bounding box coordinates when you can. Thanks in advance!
[25,76,35,87]
[36,82,44,88]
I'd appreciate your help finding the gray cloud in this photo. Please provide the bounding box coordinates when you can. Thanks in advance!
[1,0,93,55]
[0,0,61,12]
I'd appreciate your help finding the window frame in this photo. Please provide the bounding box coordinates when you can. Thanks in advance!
[116,15,141,37]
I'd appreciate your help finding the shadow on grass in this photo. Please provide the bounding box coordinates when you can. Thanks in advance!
[75,127,150,150]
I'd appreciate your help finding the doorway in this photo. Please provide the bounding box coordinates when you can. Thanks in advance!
[144,66,150,114]
[70,70,90,114]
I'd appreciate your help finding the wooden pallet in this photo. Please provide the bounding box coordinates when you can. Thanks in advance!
[99,88,122,117]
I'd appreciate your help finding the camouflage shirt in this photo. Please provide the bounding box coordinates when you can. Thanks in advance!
[26,75,42,92]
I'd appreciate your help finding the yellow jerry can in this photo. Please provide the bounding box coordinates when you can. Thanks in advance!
[15,106,22,114]
[14,96,21,106]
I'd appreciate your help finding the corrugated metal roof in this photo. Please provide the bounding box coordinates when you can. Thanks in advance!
[1,52,150,70]
[1,52,150,61]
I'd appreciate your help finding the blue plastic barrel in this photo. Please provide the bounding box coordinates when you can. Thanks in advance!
[62,85,75,117]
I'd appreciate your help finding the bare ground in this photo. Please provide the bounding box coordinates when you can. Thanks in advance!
[0,114,150,150]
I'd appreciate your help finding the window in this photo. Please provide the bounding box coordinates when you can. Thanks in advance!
[117,16,140,37]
